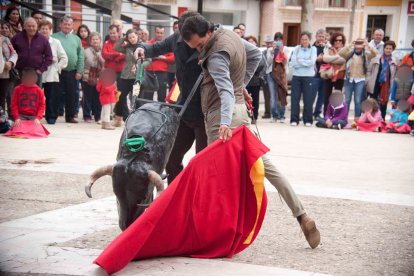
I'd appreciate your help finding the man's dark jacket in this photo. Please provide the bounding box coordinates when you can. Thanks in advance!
[140,32,202,121]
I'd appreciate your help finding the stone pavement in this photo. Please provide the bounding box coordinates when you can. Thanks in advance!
[0,114,413,275]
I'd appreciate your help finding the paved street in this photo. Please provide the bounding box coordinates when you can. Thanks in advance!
[0,109,413,275]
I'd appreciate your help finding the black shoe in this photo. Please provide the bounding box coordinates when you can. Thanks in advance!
[262,114,271,119]
[387,129,396,133]
[46,119,56,125]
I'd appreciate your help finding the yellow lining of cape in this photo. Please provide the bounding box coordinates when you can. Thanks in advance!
[243,157,265,245]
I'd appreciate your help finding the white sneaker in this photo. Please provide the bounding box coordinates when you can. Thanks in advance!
[291,122,298,127]
[279,118,285,123]
[270,118,277,123]
[305,123,312,127]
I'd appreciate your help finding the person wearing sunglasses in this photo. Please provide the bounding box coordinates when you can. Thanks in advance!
[321,32,347,115]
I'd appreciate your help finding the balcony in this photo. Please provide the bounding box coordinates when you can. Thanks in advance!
[282,0,360,9]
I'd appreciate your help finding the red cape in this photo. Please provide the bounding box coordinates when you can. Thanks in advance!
[94,125,269,274]
[3,120,49,138]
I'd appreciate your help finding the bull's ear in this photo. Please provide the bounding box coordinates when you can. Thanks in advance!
[148,170,164,194]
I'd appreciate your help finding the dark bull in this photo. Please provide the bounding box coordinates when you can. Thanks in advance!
[85,74,203,231]
[86,103,180,230]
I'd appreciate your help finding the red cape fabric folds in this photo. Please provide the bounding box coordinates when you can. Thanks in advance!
[4,120,49,138]
[94,125,269,274]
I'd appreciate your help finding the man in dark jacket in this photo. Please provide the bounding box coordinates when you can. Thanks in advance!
[11,17,53,86]
[135,11,207,184]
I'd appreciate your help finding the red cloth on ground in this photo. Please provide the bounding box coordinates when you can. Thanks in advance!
[4,120,49,138]
[96,81,117,105]
[102,40,125,73]
[145,39,175,72]
[383,122,411,133]
[94,126,269,275]
[356,121,385,132]
[11,84,45,121]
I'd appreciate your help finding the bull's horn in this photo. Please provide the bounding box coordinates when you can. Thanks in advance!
[85,165,114,198]
[148,170,164,195]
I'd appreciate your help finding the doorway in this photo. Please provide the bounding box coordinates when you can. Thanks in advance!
[283,23,301,46]
[366,15,387,39]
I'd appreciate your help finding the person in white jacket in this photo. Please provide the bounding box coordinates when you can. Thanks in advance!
[0,27,18,119]
[39,20,68,124]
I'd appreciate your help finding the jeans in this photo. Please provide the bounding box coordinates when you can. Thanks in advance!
[59,70,78,121]
[344,79,365,118]
[267,73,279,119]
[313,77,325,118]
[43,82,61,123]
[260,77,270,117]
[154,71,168,102]
[82,81,101,121]
[246,85,260,120]
[114,78,135,120]
[165,119,207,184]
[290,75,315,124]
[315,117,347,129]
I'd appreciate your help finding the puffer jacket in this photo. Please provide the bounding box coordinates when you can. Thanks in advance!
[0,35,18,79]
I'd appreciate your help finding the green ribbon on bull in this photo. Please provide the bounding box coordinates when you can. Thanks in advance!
[123,136,146,153]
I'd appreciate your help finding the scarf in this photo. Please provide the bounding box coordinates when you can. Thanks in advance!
[379,54,391,84]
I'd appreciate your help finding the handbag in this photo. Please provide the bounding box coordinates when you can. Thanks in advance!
[141,70,159,92]
[320,64,334,79]
[9,68,19,81]
[87,67,99,86]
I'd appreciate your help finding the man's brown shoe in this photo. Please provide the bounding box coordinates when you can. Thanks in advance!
[66,118,78,124]
[300,214,320,249]
[112,115,122,127]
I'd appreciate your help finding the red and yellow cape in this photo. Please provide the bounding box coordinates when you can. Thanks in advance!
[95,125,269,274]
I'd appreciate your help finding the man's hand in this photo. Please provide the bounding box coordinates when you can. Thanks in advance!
[34,118,40,125]
[14,119,21,127]
[317,53,324,62]
[218,124,232,142]
[243,88,252,105]
[75,73,82,80]
[134,47,145,59]
[36,69,42,75]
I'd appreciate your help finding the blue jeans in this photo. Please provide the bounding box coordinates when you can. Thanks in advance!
[267,73,279,119]
[344,79,365,118]
[290,76,315,124]
[313,77,325,117]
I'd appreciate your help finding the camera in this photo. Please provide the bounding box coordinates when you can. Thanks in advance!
[355,40,364,45]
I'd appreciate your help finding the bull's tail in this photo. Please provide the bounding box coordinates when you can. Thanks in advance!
[85,165,114,198]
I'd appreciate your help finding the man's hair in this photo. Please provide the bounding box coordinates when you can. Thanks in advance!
[274,32,283,40]
[178,11,200,32]
[316,28,325,36]
[38,19,53,30]
[373,28,385,36]
[173,21,178,26]
[24,17,37,26]
[411,39,414,48]
[233,26,241,31]
[108,24,119,33]
[155,25,164,31]
[237,23,246,28]
[181,15,214,41]
[384,40,396,50]
[59,15,73,24]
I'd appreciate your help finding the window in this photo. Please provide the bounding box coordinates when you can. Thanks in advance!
[285,0,302,6]
[329,0,346,7]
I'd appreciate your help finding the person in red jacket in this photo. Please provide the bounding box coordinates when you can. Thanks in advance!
[97,68,118,130]
[5,67,49,138]
[146,26,175,102]
[11,68,45,125]
[102,25,125,76]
